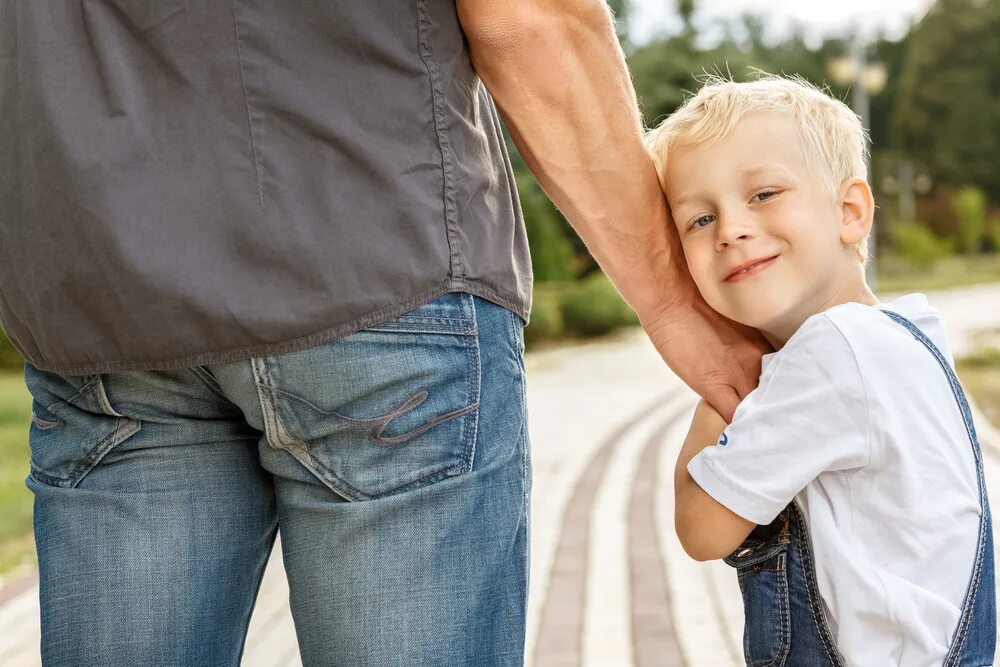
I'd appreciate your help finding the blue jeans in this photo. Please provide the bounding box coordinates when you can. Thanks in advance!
[23,292,531,666]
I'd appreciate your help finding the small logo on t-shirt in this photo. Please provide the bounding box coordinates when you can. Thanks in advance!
[718,433,729,447]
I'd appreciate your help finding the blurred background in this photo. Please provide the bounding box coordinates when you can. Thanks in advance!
[508,0,1000,461]
[516,0,999,349]
[0,1,998,664]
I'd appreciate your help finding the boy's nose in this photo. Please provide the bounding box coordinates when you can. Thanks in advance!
[714,217,756,250]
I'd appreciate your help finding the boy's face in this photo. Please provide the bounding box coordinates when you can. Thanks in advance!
[663,112,865,344]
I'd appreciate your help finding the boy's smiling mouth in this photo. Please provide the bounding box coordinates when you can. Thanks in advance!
[724,255,779,282]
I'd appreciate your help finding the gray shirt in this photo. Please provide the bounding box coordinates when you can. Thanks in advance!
[0,1,531,375]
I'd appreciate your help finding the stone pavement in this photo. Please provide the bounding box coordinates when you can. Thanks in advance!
[1,284,999,666]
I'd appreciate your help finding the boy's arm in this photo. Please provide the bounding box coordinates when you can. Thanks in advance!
[674,399,757,562]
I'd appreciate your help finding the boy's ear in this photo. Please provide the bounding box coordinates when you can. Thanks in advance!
[838,178,874,246]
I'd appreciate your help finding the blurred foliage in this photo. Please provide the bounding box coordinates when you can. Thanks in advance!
[953,186,989,254]
[890,223,956,268]
[876,253,999,293]
[525,274,639,347]
[515,171,578,282]
[0,329,22,372]
[523,288,565,347]
[957,346,1000,432]
[892,0,1000,202]
[559,272,639,336]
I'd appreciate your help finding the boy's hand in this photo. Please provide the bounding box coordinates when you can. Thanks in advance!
[642,269,771,421]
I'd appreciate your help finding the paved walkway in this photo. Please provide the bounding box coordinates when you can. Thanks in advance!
[1,284,999,665]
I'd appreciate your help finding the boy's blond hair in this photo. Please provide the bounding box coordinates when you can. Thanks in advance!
[645,72,871,265]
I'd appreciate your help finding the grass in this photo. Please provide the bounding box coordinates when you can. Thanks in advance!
[957,347,1000,432]
[0,370,36,578]
[876,253,1000,294]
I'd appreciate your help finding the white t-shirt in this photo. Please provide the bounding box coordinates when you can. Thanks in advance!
[688,293,982,667]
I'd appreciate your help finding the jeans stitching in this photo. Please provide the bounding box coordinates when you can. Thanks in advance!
[773,552,791,666]
[187,366,229,402]
[31,417,141,488]
[464,294,482,472]
[251,296,481,500]
[791,504,844,665]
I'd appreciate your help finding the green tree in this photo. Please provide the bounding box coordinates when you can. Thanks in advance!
[892,0,1000,201]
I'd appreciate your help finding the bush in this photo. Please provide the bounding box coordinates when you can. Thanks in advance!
[558,272,638,337]
[0,328,22,372]
[515,170,578,282]
[953,186,988,254]
[891,222,955,269]
[524,288,564,348]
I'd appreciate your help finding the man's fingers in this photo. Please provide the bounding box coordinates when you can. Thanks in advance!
[734,372,759,401]
[706,385,741,424]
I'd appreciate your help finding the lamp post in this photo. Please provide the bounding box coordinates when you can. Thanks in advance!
[828,34,888,289]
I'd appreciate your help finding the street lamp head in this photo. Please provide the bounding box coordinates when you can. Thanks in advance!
[827,56,856,86]
[862,63,888,95]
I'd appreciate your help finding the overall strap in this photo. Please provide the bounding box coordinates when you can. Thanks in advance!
[880,311,981,460]
[880,309,991,665]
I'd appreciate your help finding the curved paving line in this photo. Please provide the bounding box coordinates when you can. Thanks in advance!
[628,402,695,667]
[532,389,683,667]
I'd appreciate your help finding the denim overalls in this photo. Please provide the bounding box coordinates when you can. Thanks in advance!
[723,310,997,666]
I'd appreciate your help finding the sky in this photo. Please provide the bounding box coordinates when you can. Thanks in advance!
[627,0,936,47]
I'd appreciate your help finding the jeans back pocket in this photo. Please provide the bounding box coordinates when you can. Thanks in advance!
[23,363,142,488]
[255,293,481,501]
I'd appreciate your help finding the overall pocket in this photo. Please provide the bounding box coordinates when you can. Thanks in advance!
[23,363,142,488]
[724,507,793,667]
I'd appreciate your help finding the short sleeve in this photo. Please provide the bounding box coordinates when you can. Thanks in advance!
[687,315,871,525]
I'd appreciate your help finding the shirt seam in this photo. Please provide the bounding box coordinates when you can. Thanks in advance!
[415,1,464,281]
[231,0,266,210]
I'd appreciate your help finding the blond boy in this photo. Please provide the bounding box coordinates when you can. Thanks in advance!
[646,74,994,666]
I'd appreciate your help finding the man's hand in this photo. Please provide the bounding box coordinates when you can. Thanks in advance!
[642,264,772,422]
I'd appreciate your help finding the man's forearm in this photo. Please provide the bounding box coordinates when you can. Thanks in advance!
[457,0,689,319]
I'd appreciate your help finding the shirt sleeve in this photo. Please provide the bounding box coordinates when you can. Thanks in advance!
[687,314,871,525]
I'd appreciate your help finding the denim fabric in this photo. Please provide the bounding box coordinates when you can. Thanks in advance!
[23,292,531,666]
[725,309,996,666]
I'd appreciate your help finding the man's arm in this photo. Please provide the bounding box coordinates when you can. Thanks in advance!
[674,400,756,561]
[455,0,770,420]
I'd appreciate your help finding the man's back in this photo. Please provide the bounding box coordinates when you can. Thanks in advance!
[0,1,530,375]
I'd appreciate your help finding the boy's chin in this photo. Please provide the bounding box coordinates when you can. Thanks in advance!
[721,300,785,332]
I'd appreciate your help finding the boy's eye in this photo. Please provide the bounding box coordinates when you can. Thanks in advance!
[754,190,777,202]
[690,215,714,230]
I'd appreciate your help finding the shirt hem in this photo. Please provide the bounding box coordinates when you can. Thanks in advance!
[17,279,530,376]
[687,453,782,526]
